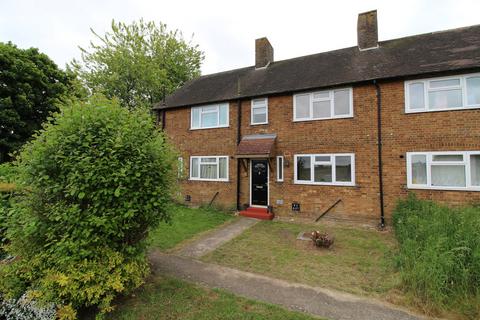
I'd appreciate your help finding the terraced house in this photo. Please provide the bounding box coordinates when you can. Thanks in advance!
[153,10,480,226]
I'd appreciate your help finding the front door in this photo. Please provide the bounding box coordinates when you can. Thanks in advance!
[251,159,268,206]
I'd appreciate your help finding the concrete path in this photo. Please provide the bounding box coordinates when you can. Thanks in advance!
[175,217,258,258]
[149,251,426,320]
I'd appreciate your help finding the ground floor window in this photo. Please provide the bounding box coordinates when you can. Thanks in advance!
[276,156,284,182]
[190,156,229,181]
[407,151,480,190]
[294,153,355,186]
[177,156,184,178]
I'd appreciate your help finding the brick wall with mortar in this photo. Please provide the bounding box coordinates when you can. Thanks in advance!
[163,78,480,224]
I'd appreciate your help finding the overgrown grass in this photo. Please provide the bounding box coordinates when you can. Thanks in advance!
[202,220,400,300]
[107,275,318,320]
[149,205,235,250]
[393,193,480,318]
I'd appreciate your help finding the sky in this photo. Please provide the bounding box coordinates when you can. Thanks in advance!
[1,0,479,75]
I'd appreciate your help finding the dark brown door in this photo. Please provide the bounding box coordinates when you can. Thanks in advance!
[251,159,268,206]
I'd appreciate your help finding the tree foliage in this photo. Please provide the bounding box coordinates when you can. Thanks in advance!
[72,20,204,109]
[0,95,176,318]
[0,42,75,163]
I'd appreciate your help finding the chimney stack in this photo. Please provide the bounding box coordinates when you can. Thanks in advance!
[255,37,274,69]
[357,10,378,50]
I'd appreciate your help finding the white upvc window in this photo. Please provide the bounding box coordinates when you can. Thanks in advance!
[276,156,284,182]
[251,98,268,125]
[191,103,229,129]
[294,153,355,186]
[177,156,184,178]
[190,156,229,181]
[405,73,480,113]
[293,88,353,121]
[407,151,480,191]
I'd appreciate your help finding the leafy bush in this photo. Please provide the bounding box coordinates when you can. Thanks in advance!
[0,95,176,319]
[393,193,480,317]
[0,163,17,183]
[0,193,11,260]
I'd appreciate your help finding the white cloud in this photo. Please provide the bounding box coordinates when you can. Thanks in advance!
[1,0,479,74]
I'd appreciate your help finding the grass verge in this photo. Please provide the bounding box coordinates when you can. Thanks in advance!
[107,275,319,320]
[202,220,400,300]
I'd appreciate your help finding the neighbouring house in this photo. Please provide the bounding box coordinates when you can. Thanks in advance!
[153,10,480,226]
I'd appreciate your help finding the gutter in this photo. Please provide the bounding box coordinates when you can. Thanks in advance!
[236,99,242,210]
[374,80,386,229]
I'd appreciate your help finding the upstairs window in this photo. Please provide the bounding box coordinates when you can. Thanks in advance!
[407,151,480,191]
[191,103,229,129]
[293,88,353,121]
[251,98,268,125]
[294,154,355,186]
[190,156,229,181]
[405,73,480,113]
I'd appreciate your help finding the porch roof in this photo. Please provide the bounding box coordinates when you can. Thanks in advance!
[235,134,276,159]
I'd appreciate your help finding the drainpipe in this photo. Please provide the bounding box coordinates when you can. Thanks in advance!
[236,99,242,210]
[161,110,166,130]
[374,80,386,229]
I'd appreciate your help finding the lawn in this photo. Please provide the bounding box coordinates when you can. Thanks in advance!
[149,205,235,250]
[202,220,402,302]
[108,274,319,320]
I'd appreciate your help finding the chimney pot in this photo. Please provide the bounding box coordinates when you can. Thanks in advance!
[255,37,274,68]
[357,10,378,50]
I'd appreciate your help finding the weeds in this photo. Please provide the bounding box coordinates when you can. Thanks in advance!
[393,193,480,317]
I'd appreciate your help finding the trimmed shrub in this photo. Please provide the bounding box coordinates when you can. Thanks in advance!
[393,193,480,317]
[0,95,176,318]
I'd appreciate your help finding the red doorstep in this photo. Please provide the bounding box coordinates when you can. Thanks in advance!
[239,207,274,220]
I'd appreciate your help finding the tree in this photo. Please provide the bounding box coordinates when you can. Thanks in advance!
[0,42,75,163]
[0,95,176,318]
[73,20,204,109]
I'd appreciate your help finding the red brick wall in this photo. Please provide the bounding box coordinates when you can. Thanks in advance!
[380,80,480,214]
[163,79,480,224]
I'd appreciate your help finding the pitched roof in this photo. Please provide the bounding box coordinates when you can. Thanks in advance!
[161,24,480,109]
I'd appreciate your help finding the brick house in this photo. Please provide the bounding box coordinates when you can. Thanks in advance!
[154,10,480,226]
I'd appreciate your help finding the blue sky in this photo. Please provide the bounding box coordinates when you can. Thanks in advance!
[1,0,479,75]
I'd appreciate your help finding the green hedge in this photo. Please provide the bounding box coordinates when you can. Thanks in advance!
[0,95,176,319]
[393,193,480,317]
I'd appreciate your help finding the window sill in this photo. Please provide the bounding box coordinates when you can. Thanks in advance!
[190,125,230,131]
[293,115,353,122]
[189,178,230,183]
[407,185,480,192]
[250,122,268,126]
[294,181,356,187]
[405,105,480,114]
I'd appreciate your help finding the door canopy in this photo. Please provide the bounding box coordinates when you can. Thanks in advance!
[235,134,276,159]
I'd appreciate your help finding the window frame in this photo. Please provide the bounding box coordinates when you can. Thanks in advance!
[190,103,229,130]
[276,156,284,182]
[294,153,355,186]
[406,151,480,191]
[189,156,229,182]
[251,98,269,125]
[293,87,353,122]
[405,73,480,113]
[177,156,184,178]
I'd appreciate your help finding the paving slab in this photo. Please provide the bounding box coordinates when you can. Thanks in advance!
[175,217,258,258]
[149,251,428,320]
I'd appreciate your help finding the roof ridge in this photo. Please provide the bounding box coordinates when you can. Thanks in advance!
[196,23,480,78]
[379,23,480,45]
